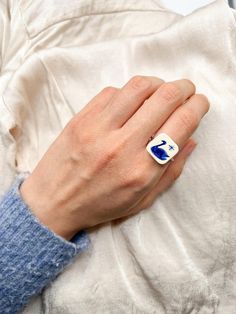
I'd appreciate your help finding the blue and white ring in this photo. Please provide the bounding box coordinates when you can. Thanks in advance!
[146,133,179,165]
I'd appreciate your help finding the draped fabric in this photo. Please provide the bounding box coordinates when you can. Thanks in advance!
[0,0,236,313]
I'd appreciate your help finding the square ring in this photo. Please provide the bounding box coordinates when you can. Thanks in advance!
[146,133,179,165]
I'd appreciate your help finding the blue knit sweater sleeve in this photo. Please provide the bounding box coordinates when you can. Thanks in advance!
[0,174,90,314]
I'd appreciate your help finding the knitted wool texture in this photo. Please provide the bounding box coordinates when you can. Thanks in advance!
[0,175,90,314]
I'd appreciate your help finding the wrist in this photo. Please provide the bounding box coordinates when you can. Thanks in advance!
[19,176,77,241]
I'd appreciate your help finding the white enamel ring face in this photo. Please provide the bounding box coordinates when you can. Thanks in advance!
[146,133,179,165]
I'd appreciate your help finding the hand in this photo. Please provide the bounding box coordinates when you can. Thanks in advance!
[20,76,209,240]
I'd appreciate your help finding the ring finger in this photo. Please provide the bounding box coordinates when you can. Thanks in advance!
[140,93,210,180]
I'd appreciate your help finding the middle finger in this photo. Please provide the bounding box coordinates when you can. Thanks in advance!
[121,79,195,146]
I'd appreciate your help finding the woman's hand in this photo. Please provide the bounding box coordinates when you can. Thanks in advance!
[20,76,209,240]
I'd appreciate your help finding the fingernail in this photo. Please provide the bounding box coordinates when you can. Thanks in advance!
[185,140,197,156]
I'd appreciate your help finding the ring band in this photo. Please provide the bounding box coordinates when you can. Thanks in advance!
[146,133,179,165]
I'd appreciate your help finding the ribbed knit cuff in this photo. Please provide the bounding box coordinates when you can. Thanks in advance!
[0,174,90,314]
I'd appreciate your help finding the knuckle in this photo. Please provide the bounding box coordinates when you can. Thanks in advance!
[179,108,199,131]
[159,82,182,102]
[129,75,151,90]
[102,86,118,95]
[182,79,196,93]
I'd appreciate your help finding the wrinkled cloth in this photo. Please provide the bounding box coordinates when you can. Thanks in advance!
[0,0,236,313]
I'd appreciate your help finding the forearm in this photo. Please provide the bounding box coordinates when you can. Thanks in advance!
[0,174,90,314]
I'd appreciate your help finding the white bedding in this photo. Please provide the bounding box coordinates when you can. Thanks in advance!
[161,0,215,15]
[0,0,236,313]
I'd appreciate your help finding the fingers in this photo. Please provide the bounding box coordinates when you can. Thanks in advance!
[153,93,209,151]
[138,94,209,179]
[121,79,196,145]
[128,139,197,215]
[101,76,164,128]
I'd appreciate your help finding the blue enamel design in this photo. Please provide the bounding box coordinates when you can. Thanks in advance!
[151,140,169,161]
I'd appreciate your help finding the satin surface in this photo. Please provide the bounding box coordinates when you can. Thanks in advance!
[0,0,236,313]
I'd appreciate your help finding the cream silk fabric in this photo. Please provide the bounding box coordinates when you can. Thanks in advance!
[0,0,236,313]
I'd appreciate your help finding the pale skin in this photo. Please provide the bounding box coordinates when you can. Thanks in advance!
[20,76,210,240]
